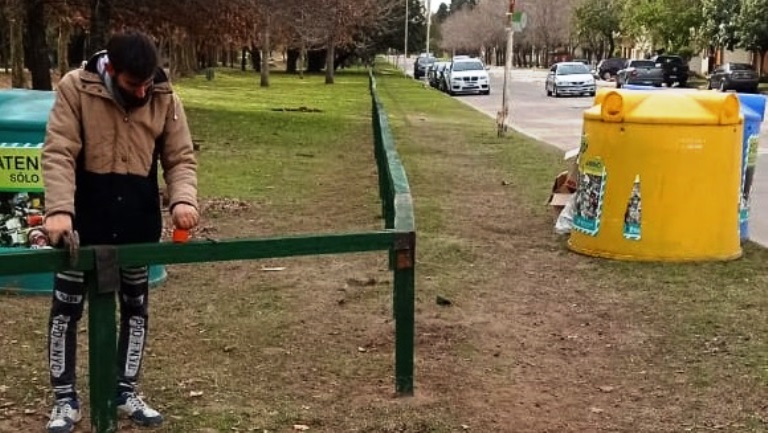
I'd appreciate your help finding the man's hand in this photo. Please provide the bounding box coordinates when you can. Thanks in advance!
[44,213,73,246]
[172,203,199,230]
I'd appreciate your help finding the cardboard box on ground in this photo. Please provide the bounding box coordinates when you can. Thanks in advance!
[547,148,580,219]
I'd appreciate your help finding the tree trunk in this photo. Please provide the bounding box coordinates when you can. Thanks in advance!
[89,0,111,53]
[23,0,51,91]
[184,42,196,76]
[299,40,306,79]
[10,15,25,88]
[207,46,215,68]
[172,39,195,78]
[324,39,335,84]
[252,45,261,72]
[57,19,70,79]
[286,48,299,73]
[241,47,247,71]
[307,49,324,73]
[260,17,270,87]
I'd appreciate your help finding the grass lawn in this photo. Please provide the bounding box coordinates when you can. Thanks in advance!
[3,64,768,432]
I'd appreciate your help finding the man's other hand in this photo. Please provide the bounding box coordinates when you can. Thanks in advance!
[44,213,73,246]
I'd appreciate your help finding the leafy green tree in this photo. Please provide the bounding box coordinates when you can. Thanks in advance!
[736,0,768,74]
[435,2,450,23]
[368,0,426,55]
[621,0,704,54]
[572,0,623,60]
[701,0,741,50]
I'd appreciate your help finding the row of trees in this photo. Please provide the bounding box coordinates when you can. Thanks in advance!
[437,0,577,68]
[0,0,442,90]
[573,0,768,70]
[434,0,768,72]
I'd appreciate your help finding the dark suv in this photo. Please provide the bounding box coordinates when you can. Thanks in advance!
[595,57,627,80]
[651,55,689,87]
[413,56,436,79]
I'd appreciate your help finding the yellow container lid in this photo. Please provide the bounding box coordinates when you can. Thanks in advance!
[587,89,742,126]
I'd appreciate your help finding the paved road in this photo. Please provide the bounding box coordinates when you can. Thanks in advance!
[394,56,768,246]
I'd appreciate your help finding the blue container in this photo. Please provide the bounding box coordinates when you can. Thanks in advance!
[621,84,662,91]
[0,89,168,294]
[0,259,168,295]
[736,93,767,241]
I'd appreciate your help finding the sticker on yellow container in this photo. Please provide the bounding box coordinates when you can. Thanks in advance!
[579,133,589,157]
[573,157,606,236]
[623,175,641,240]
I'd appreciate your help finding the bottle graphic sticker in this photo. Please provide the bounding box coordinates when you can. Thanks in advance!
[740,135,759,224]
[573,157,606,236]
[623,175,641,240]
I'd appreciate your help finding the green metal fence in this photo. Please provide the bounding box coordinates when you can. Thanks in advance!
[0,71,415,432]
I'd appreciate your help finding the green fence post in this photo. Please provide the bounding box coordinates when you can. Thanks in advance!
[88,246,119,433]
[393,232,415,395]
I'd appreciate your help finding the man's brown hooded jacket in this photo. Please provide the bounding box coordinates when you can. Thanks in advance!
[42,52,197,245]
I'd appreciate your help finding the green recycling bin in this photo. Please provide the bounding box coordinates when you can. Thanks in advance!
[0,89,167,295]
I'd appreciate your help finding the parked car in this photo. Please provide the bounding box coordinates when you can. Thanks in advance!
[428,61,450,89]
[651,55,689,87]
[708,62,760,93]
[545,62,596,97]
[443,58,490,96]
[594,57,627,80]
[413,55,436,79]
[616,59,664,88]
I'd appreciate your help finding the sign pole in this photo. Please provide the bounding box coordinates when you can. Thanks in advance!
[498,1,515,137]
[404,0,409,60]
[426,0,432,55]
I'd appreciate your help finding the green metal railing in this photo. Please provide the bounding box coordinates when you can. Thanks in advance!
[0,71,415,433]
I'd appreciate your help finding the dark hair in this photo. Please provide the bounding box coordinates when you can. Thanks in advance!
[106,31,158,81]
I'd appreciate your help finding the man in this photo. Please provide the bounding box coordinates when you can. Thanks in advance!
[42,31,199,432]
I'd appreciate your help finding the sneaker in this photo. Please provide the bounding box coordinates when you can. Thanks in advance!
[46,398,81,433]
[116,391,164,427]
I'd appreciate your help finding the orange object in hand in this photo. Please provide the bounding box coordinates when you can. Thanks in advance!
[172,228,190,243]
[27,214,44,226]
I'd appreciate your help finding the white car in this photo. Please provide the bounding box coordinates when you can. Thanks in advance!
[444,58,490,96]
[545,62,596,97]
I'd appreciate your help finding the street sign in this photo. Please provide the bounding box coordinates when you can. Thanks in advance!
[511,11,527,32]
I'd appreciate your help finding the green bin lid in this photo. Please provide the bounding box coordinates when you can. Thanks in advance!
[0,89,56,144]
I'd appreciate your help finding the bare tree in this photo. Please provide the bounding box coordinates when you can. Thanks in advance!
[5,0,25,87]
[526,0,574,66]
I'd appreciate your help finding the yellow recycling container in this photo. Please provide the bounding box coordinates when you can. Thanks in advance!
[568,89,743,261]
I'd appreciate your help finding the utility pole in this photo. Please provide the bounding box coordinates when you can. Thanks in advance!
[498,0,515,137]
[425,0,432,56]
[404,0,409,59]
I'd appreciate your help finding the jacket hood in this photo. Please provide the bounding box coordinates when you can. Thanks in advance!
[83,50,170,86]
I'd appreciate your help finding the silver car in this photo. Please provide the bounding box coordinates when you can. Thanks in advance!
[545,62,596,97]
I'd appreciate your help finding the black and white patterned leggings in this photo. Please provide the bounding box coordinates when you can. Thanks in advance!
[48,266,150,401]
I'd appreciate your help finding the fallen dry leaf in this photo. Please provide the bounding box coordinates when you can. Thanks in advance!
[189,390,204,398]
[293,425,310,431]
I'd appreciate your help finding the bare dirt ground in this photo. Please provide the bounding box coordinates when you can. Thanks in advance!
[3,71,768,433]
